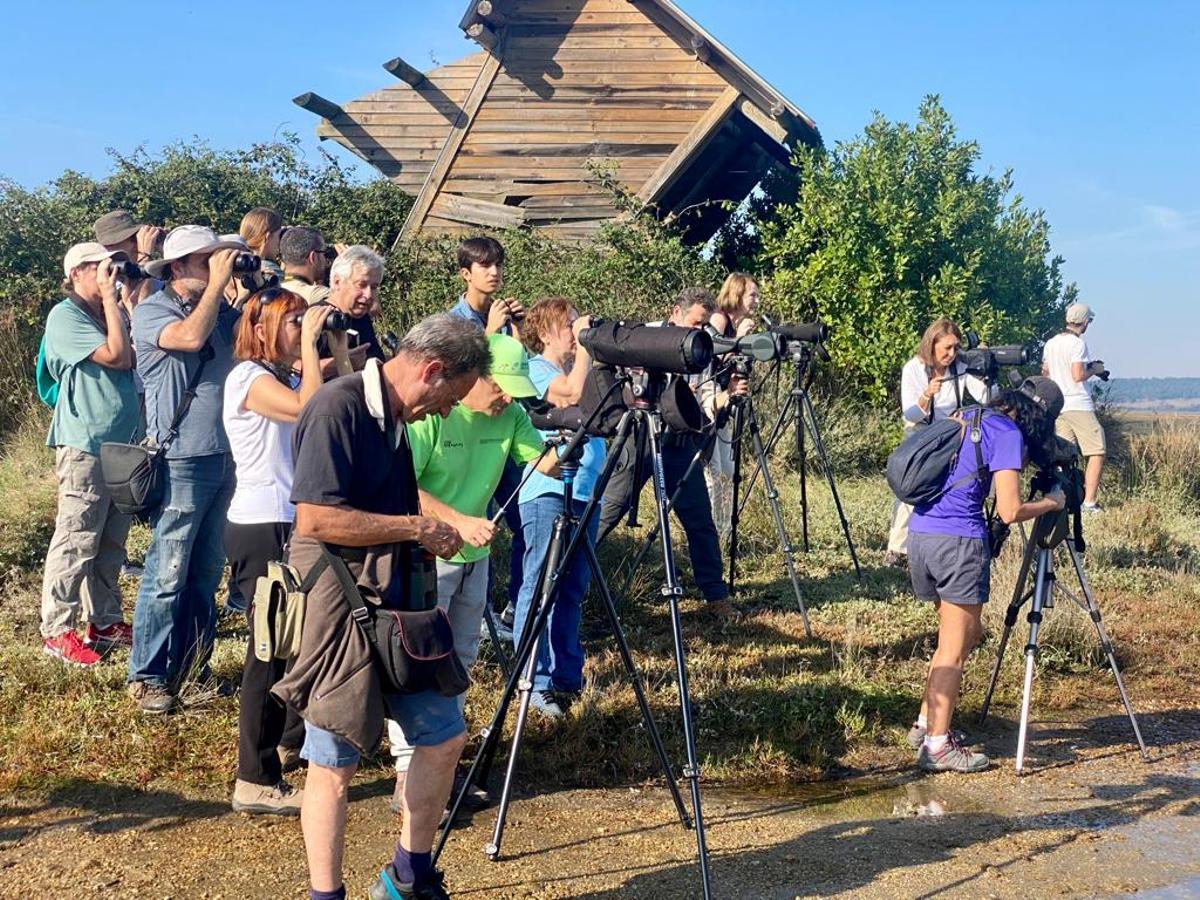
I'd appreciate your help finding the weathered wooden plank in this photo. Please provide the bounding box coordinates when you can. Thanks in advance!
[737,97,788,144]
[638,86,740,202]
[470,120,694,135]
[475,104,710,119]
[507,22,666,36]
[493,72,725,87]
[317,124,458,138]
[519,193,616,209]
[293,92,343,120]
[485,87,726,104]
[382,56,426,87]
[525,206,618,221]
[510,12,661,24]
[505,47,698,62]
[443,178,611,197]
[451,155,665,170]
[508,34,687,48]
[503,60,717,75]
[401,50,505,241]
[431,193,527,229]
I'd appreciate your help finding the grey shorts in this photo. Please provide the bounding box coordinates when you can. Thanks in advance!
[908,531,991,605]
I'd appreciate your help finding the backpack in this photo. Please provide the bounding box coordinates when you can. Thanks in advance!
[35,334,59,407]
[886,407,993,506]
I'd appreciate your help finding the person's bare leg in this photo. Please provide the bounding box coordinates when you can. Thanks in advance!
[1084,454,1104,505]
[302,762,356,892]
[925,602,983,737]
[401,732,467,852]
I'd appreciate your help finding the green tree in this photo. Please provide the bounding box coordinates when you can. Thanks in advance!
[759,95,1071,402]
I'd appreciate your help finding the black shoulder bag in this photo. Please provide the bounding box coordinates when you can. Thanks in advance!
[316,545,469,697]
[99,342,214,516]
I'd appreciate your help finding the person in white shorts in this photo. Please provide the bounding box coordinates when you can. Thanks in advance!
[1042,303,1106,511]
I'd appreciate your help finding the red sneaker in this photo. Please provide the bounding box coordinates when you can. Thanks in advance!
[85,621,133,647]
[43,632,102,666]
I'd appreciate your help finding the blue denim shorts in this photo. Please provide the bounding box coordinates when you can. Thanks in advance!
[301,690,465,769]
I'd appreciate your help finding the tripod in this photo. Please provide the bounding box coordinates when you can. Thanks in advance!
[978,505,1150,774]
[738,343,862,578]
[726,374,812,636]
[434,387,714,899]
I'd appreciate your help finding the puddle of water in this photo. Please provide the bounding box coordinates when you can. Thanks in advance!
[714,776,984,823]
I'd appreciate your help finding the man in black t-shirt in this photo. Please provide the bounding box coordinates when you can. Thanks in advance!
[281,313,490,900]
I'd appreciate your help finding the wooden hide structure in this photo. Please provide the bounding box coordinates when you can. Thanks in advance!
[294,0,821,243]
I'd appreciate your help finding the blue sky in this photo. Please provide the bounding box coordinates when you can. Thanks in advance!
[1,1,1196,377]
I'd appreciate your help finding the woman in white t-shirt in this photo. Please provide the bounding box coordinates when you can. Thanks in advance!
[886,319,990,567]
[222,286,330,815]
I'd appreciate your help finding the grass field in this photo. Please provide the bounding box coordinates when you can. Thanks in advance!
[0,409,1197,796]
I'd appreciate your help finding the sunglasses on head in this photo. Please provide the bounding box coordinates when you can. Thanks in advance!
[255,286,290,306]
[321,247,337,261]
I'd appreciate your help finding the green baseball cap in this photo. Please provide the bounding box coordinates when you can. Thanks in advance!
[487,333,539,398]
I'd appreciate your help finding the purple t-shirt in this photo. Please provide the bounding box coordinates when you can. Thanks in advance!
[910,412,1024,540]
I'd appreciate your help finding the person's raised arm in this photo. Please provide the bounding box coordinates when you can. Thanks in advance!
[294,502,464,559]
[89,260,134,370]
[159,249,238,352]
[245,306,334,422]
[901,360,937,424]
[993,469,1065,525]
[543,315,593,407]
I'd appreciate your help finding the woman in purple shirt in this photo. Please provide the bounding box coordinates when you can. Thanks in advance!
[907,377,1066,773]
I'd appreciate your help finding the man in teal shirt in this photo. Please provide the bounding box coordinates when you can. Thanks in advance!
[39,243,143,666]
[387,334,558,799]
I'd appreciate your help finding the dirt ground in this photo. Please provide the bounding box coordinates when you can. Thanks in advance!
[2,705,1198,899]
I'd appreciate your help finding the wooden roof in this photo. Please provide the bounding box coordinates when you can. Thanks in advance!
[296,0,821,243]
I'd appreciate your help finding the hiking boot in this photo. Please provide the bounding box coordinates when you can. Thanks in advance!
[231,779,302,816]
[530,690,565,720]
[278,746,304,775]
[917,736,990,773]
[43,632,102,667]
[128,680,175,715]
[883,551,908,570]
[906,723,973,751]
[705,598,744,622]
[84,621,133,648]
[368,864,450,900]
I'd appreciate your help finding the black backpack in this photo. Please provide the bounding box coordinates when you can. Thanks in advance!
[886,407,993,506]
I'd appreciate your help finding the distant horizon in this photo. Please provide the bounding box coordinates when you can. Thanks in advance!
[0,0,1196,378]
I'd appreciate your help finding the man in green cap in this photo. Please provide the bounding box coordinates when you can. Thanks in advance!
[385,333,559,806]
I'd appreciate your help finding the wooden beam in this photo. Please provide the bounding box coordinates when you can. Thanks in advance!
[689,35,710,63]
[398,49,506,243]
[382,56,426,87]
[431,193,526,229]
[467,22,498,51]
[292,92,342,120]
[737,97,788,145]
[475,1,508,27]
[638,86,740,203]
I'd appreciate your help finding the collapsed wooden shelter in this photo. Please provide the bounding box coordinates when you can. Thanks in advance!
[294,0,821,243]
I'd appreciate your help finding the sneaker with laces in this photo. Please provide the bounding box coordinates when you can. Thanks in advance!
[43,632,102,667]
[530,690,565,720]
[917,736,990,773]
[127,680,176,715]
[231,779,303,816]
[368,864,450,900]
[84,621,133,648]
[906,723,972,751]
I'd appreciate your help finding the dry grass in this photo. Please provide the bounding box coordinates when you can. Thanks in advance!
[0,412,1197,796]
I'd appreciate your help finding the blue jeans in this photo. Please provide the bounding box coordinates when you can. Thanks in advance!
[513,493,598,694]
[128,454,235,688]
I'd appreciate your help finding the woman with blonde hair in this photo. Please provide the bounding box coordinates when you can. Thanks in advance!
[885,318,991,568]
[238,207,285,282]
[704,273,760,540]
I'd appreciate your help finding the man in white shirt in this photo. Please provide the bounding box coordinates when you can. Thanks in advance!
[1042,303,1106,511]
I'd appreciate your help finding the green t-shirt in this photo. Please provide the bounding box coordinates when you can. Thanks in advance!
[406,401,545,563]
[44,298,143,455]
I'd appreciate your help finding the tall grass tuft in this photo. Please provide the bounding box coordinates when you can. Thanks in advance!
[0,408,55,575]
[1119,418,1200,506]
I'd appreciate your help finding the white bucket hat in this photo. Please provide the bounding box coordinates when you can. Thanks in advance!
[144,225,244,278]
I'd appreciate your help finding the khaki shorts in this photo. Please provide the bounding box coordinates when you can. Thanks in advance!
[1056,410,1106,457]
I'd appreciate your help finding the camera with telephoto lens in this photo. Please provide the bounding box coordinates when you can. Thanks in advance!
[323,310,351,332]
[991,436,1083,558]
[231,252,262,274]
[577,320,712,375]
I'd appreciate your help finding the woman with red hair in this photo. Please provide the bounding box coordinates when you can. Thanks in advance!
[222,287,331,815]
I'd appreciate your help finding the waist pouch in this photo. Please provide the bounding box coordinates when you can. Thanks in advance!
[252,560,315,663]
[319,545,469,697]
[99,442,164,516]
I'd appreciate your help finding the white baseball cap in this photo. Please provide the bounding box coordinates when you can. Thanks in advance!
[1065,303,1094,324]
[62,242,128,278]
[144,225,244,278]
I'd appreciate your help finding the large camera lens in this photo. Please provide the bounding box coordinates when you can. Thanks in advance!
[577,321,712,374]
[323,310,351,332]
[769,321,830,344]
[231,253,262,274]
[111,260,147,280]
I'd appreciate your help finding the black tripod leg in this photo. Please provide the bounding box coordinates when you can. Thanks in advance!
[1016,549,1052,774]
[795,387,810,553]
[584,539,691,829]
[737,393,793,519]
[979,531,1040,723]
[1062,541,1151,761]
[746,401,811,636]
[728,403,745,595]
[646,421,713,900]
[480,603,511,678]
[799,390,861,578]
